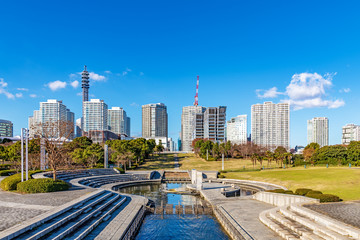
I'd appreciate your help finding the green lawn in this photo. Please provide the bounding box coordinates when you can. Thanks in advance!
[223,167,360,201]
[136,154,175,170]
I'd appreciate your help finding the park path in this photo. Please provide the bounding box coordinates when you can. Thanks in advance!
[174,154,179,169]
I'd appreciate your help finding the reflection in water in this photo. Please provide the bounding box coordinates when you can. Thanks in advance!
[119,183,230,240]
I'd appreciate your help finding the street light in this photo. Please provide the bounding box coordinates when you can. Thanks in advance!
[21,128,29,182]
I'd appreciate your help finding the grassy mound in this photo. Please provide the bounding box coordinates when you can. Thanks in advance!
[17,178,70,193]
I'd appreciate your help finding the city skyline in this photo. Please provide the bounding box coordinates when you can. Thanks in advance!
[1,1,360,147]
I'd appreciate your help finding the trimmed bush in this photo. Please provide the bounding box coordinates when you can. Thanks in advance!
[306,190,323,195]
[17,178,70,193]
[0,164,12,170]
[115,167,125,174]
[305,192,341,202]
[0,170,43,191]
[218,174,226,178]
[295,188,312,196]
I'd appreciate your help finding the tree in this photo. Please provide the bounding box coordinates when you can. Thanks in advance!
[303,142,320,161]
[347,141,360,163]
[84,143,104,168]
[31,120,74,180]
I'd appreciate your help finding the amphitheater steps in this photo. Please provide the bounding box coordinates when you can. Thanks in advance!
[13,191,126,240]
[260,206,357,240]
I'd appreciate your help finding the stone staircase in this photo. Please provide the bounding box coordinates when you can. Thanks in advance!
[1,190,127,240]
[79,174,150,188]
[260,203,360,240]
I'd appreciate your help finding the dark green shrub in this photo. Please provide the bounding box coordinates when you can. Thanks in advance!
[305,192,341,202]
[0,170,43,191]
[306,190,322,195]
[115,167,125,174]
[218,174,225,178]
[17,178,70,193]
[0,170,16,176]
[267,189,286,193]
[295,188,313,196]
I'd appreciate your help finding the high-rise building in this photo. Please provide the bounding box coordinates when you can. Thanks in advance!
[29,100,74,139]
[227,115,247,144]
[142,103,168,138]
[81,66,90,103]
[251,102,289,149]
[108,107,131,136]
[75,118,82,138]
[307,117,329,147]
[342,124,360,145]
[0,119,13,137]
[83,99,108,133]
[203,106,227,142]
[181,106,206,152]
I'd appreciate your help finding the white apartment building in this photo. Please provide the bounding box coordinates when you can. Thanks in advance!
[142,103,168,138]
[29,100,74,139]
[307,117,329,147]
[251,102,289,149]
[83,99,108,132]
[226,115,247,144]
[181,106,206,152]
[203,106,227,142]
[108,107,131,136]
[342,124,360,145]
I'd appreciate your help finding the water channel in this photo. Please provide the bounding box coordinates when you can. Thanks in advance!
[118,183,230,240]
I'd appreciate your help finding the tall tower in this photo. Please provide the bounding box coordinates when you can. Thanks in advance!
[81,65,90,102]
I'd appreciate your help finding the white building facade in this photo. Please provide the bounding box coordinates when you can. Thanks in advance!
[181,106,206,152]
[142,103,168,138]
[203,106,227,142]
[108,107,131,137]
[83,99,108,132]
[307,117,329,147]
[251,102,289,149]
[226,115,247,144]
[342,124,360,145]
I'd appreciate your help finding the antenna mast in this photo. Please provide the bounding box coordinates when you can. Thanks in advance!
[194,75,199,106]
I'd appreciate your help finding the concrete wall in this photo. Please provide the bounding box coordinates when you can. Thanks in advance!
[253,191,319,206]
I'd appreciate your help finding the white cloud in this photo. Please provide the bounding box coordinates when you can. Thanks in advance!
[0,78,15,99]
[30,94,37,98]
[76,92,82,96]
[104,70,112,74]
[70,80,79,88]
[122,68,132,76]
[16,88,28,91]
[340,88,351,93]
[69,73,77,78]
[48,80,67,91]
[89,72,106,81]
[15,93,23,98]
[256,87,282,98]
[139,72,144,76]
[256,72,345,110]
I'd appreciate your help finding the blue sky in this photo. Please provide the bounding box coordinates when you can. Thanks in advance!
[1,1,360,147]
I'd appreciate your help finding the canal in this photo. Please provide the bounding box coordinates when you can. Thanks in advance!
[118,183,230,240]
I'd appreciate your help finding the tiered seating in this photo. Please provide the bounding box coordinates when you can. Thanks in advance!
[43,168,119,181]
[79,174,150,188]
[260,204,359,240]
[13,190,127,240]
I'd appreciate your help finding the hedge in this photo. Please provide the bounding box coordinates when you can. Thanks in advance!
[0,170,42,191]
[266,189,286,193]
[17,178,70,193]
[295,188,312,196]
[0,164,12,170]
[305,192,341,202]
[306,190,323,195]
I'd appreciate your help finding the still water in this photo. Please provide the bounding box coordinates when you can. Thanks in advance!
[119,183,229,240]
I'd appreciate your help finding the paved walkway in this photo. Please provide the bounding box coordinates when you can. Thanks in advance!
[304,201,360,229]
[199,183,281,240]
[174,154,180,170]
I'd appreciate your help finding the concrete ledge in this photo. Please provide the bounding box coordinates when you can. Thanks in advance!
[290,203,360,239]
[213,179,287,191]
[253,191,319,206]
[0,189,104,240]
[103,179,162,191]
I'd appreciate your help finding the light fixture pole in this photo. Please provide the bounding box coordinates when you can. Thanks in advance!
[20,128,29,182]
